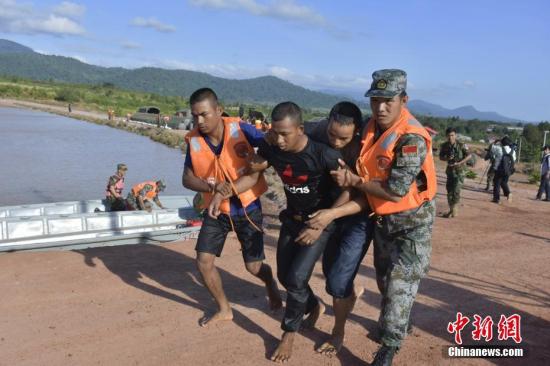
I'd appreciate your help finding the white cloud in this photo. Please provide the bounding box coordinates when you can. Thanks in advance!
[0,0,85,36]
[463,80,476,88]
[53,1,85,18]
[131,17,176,33]
[189,0,327,28]
[121,41,141,49]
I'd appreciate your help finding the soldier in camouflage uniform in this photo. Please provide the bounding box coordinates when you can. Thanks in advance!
[105,163,128,211]
[331,69,436,366]
[439,128,471,217]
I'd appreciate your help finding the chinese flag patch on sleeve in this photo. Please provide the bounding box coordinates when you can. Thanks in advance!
[402,145,418,156]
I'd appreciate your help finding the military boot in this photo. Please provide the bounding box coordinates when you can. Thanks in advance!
[450,205,458,217]
[372,344,398,366]
[443,205,454,218]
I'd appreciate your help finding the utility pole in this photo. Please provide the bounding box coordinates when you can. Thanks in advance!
[517,137,522,163]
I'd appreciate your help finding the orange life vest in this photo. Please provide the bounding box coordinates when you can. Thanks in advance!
[131,181,158,200]
[255,120,263,130]
[185,117,267,214]
[356,108,436,215]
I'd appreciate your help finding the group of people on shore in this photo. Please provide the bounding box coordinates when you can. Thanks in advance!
[182,69,436,366]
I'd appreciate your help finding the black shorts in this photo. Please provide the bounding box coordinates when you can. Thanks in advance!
[195,208,265,263]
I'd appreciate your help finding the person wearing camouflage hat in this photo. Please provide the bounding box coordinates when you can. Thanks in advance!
[105,163,128,211]
[126,179,166,212]
[331,69,437,366]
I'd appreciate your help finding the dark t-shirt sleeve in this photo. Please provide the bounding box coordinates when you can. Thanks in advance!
[320,144,343,172]
[240,122,265,147]
[257,139,273,162]
[184,144,192,169]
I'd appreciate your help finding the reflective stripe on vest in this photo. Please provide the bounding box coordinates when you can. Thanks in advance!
[356,108,437,215]
[185,117,267,213]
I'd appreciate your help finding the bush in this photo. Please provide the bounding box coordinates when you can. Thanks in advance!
[465,170,477,179]
[55,88,81,102]
[529,171,541,185]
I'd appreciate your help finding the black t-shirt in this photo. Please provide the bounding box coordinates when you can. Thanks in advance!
[258,138,342,216]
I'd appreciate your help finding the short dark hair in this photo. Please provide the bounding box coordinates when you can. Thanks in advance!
[501,136,512,146]
[271,101,303,126]
[399,91,408,98]
[328,101,363,129]
[446,127,457,135]
[189,88,218,106]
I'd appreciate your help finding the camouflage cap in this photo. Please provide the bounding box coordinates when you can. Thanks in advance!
[365,69,407,98]
[117,163,128,171]
[156,179,166,191]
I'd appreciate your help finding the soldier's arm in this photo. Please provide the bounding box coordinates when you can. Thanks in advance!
[153,196,164,209]
[456,145,472,166]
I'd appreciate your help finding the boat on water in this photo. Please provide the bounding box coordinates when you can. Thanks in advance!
[0,195,202,253]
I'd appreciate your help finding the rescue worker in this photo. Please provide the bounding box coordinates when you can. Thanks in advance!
[331,69,437,366]
[126,180,166,211]
[439,127,471,217]
[105,163,128,211]
[182,88,282,327]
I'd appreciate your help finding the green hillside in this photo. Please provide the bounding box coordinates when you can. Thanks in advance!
[0,41,353,109]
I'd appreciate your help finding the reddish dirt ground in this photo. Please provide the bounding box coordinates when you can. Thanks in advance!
[1,161,549,366]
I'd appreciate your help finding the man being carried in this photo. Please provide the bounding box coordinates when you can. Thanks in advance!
[126,180,166,212]
[182,88,282,327]
[439,127,471,218]
[105,163,128,211]
[332,69,437,366]
[297,102,375,356]
[247,101,344,362]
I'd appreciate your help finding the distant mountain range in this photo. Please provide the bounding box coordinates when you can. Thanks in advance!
[0,39,520,122]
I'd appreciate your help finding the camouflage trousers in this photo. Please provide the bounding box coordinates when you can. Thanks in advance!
[446,172,464,206]
[373,223,432,348]
[486,168,495,189]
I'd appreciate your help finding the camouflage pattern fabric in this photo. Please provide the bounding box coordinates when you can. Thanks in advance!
[374,204,434,348]
[373,132,435,348]
[365,69,407,98]
[439,141,469,206]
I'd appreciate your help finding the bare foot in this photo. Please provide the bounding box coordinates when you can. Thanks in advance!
[270,332,295,363]
[316,332,344,356]
[302,301,325,329]
[199,309,233,327]
[266,280,283,311]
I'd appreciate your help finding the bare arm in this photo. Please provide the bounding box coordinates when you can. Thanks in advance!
[182,166,213,193]
[108,185,119,198]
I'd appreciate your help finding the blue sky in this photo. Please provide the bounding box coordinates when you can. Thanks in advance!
[0,0,549,121]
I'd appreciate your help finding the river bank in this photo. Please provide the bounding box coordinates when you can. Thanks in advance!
[0,98,188,150]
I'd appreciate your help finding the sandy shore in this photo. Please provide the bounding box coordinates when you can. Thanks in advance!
[1,154,549,365]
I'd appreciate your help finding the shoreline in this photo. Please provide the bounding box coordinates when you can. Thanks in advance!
[0,97,188,150]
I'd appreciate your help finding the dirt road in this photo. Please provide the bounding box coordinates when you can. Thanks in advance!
[1,161,549,365]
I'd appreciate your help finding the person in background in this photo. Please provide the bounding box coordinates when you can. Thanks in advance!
[536,145,550,201]
[439,127,471,217]
[492,136,516,204]
[126,180,166,211]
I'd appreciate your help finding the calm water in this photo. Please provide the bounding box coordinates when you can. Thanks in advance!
[0,107,192,206]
